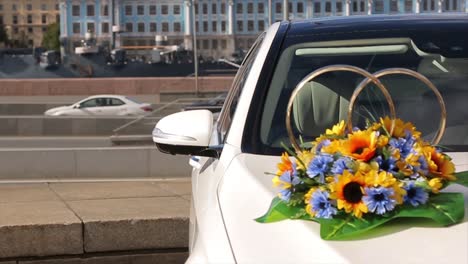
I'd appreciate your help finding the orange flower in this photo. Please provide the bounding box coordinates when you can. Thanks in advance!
[380,117,421,138]
[276,152,293,176]
[341,130,377,162]
[424,147,456,181]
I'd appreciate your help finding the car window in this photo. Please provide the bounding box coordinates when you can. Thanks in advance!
[217,32,265,142]
[80,99,98,108]
[254,37,468,154]
[110,98,125,106]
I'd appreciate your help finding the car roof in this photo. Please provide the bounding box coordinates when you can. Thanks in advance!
[86,95,128,100]
[287,14,468,36]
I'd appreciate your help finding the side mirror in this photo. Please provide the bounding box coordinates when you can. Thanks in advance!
[73,105,80,109]
[152,110,218,157]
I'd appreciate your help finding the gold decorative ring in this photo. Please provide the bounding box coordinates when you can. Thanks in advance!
[286,65,396,152]
[355,68,446,145]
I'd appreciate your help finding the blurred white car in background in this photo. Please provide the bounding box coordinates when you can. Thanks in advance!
[44,95,153,116]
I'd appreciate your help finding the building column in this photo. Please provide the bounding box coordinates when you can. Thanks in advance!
[465,0,468,12]
[228,0,234,35]
[306,0,313,18]
[114,0,121,48]
[283,0,289,20]
[415,0,421,13]
[184,0,193,50]
[437,0,443,12]
[367,0,373,14]
[345,0,351,15]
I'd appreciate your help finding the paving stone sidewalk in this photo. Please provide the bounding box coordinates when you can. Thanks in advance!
[0,179,191,264]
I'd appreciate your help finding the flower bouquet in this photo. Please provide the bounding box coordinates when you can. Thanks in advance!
[256,65,468,240]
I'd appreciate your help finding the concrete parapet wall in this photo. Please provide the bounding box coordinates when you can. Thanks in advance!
[0,77,233,96]
[0,147,191,180]
[0,116,159,136]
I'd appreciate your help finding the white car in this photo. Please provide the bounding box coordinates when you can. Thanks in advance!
[153,15,468,263]
[44,95,153,116]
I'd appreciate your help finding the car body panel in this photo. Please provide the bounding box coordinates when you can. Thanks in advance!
[218,152,468,263]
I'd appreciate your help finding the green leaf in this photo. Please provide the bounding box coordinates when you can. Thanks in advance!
[319,193,465,240]
[454,171,468,188]
[255,197,311,223]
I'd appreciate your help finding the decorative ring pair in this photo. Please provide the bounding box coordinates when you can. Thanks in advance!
[285,65,446,152]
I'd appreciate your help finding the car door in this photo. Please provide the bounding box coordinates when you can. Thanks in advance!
[66,98,100,115]
[187,33,268,262]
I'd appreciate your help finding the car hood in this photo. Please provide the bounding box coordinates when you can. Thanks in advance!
[218,152,468,263]
[45,105,72,115]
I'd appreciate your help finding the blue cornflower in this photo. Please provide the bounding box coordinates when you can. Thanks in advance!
[403,181,428,207]
[307,154,334,183]
[310,190,337,219]
[375,155,398,174]
[277,170,301,202]
[331,157,352,175]
[316,139,331,152]
[363,187,397,215]
[416,155,429,175]
[389,132,416,159]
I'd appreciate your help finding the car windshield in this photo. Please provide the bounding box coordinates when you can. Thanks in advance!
[258,36,468,155]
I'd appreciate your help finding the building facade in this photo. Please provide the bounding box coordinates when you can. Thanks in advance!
[0,0,60,47]
[60,0,468,59]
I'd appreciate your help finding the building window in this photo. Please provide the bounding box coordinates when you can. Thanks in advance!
[237,20,243,31]
[390,0,399,12]
[162,22,168,32]
[87,23,95,33]
[258,20,265,31]
[137,22,145,32]
[56,14,60,23]
[42,27,47,32]
[247,20,254,31]
[374,0,384,13]
[72,5,80,16]
[125,5,132,16]
[73,23,80,34]
[196,21,199,31]
[27,15,32,24]
[221,39,227,49]
[202,3,208,14]
[12,4,17,11]
[0,16,3,24]
[41,4,47,11]
[237,3,243,13]
[125,23,133,32]
[174,5,181,14]
[162,5,168,15]
[13,27,18,34]
[28,27,33,33]
[195,3,199,14]
[150,22,156,32]
[212,39,218,49]
[212,21,217,32]
[27,4,32,11]
[221,21,226,32]
[55,4,59,10]
[203,21,208,32]
[404,0,413,12]
[174,22,181,32]
[203,39,209,49]
[13,15,18,24]
[297,2,304,13]
[102,5,108,16]
[149,5,156,15]
[247,3,253,13]
[87,5,95,16]
[276,3,282,13]
[360,1,365,12]
[314,2,321,14]
[325,2,332,12]
[258,3,264,13]
[288,2,293,14]
[102,23,109,33]
[212,3,217,14]
[0,4,3,11]
[336,1,343,12]
[221,3,226,14]
[42,14,47,24]
[137,5,144,15]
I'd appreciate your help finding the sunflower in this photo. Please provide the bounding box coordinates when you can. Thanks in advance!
[380,117,421,139]
[325,120,346,136]
[340,130,377,162]
[277,152,293,176]
[329,170,368,218]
